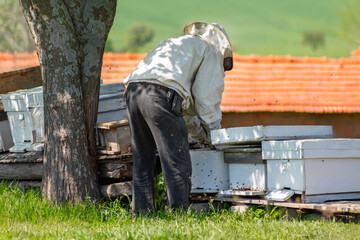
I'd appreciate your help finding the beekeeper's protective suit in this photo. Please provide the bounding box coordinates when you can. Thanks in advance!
[124,22,233,214]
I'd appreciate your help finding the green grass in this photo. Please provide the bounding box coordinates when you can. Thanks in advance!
[1,183,360,239]
[108,0,359,57]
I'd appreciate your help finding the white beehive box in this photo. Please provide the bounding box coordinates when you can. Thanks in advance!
[211,125,333,146]
[224,148,265,192]
[190,150,229,193]
[1,87,44,152]
[1,83,127,152]
[263,139,360,203]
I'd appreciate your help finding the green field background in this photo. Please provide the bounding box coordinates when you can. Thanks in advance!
[107,0,358,57]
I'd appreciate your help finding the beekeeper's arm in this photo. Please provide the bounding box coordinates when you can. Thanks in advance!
[186,46,225,144]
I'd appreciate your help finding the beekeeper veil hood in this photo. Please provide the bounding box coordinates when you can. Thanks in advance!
[184,22,233,71]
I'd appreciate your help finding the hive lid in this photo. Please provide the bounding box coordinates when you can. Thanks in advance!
[211,125,333,146]
[219,189,265,196]
[262,138,360,159]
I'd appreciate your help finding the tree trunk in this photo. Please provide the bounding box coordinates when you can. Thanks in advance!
[19,0,116,202]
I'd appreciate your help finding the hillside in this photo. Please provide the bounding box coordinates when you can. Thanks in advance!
[108,0,359,57]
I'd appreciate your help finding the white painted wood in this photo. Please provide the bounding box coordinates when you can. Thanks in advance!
[264,138,360,202]
[264,125,333,139]
[305,158,360,195]
[190,150,229,193]
[1,87,44,152]
[263,139,360,160]
[2,85,128,145]
[25,88,43,108]
[265,189,295,201]
[7,111,33,144]
[229,163,265,191]
[266,159,305,193]
[28,106,44,142]
[304,192,360,203]
[1,87,43,111]
[8,143,33,153]
[303,149,360,159]
[211,125,333,145]
[220,189,265,196]
[301,138,360,149]
[211,126,264,145]
[262,149,302,160]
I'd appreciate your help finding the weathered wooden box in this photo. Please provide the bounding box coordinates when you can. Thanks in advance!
[211,125,333,146]
[263,139,360,203]
[97,120,131,155]
[190,150,229,193]
[97,83,127,124]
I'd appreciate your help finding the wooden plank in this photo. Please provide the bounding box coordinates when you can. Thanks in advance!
[100,181,132,198]
[96,119,129,129]
[0,151,132,162]
[98,161,132,179]
[97,153,132,161]
[98,96,126,113]
[0,66,42,95]
[97,110,128,124]
[0,151,43,163]
[0,152,133,180]
[98,150,121,155]
[214,197,360,214]
[0,162,43,179]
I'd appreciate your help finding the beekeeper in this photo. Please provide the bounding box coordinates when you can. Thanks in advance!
[124,22,233,214]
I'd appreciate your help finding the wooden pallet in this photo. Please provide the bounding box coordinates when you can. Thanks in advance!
[214,197,360,214]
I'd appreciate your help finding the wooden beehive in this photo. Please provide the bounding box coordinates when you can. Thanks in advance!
[97,119,131,155]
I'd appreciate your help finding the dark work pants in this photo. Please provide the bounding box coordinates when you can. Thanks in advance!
[125,82,192,213]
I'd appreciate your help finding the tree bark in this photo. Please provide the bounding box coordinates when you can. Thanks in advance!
[19,0,116,202]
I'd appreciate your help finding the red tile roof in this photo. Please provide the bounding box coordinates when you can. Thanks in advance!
[1,51,360,114]
[223,54,360,113]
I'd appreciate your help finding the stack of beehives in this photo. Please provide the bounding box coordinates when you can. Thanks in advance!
[191,125,360,203]
[190,126,340,199]
[95,83,133,197]
[0,83,134,197]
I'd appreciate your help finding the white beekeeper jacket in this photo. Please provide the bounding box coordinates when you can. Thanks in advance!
[124,22,232,144]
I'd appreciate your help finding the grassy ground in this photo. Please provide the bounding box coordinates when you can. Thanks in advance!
[1,183,360,239]
[108,0,359,57]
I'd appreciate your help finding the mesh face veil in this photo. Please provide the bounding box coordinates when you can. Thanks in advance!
[184,22,233,71]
